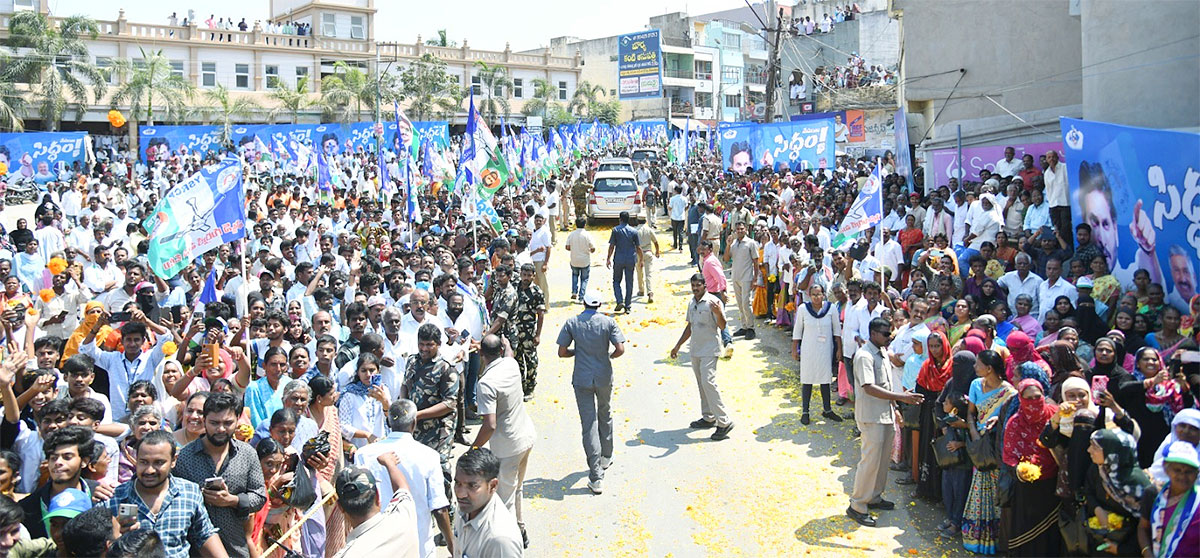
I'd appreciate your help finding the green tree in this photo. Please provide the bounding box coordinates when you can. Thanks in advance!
[3,11,108,131]
[424,29,457,48]
[567,80,605,118]
[268,75,312,124]
[543,104,576,129]
[0,56,27,131]
[520,77,558,120]
[472,61,511,126]
[109,47,195,126]
[591,99,622,126]
[203,84,260,147]
[319,60,399,123]
[399,54,460,120]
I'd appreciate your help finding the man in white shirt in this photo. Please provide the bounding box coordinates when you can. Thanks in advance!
[83,245,123,294]
[949,190,968,249]
[353,400,452,558]
[1036,257,1076,321]
[470,336,536,545]
[1043,150,1072,248]
[544,183,561,244]
[563,218,596,301]
[873,229,904,289]
[667,186,688,251]
[993,147,1021,178]
[997,253,1043,313]
[528,213,552,300]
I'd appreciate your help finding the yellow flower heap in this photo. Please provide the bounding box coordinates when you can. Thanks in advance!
[1016,461,1042,482]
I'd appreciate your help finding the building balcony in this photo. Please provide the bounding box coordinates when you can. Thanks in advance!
[746,71,768,85]
[664,69,695,79]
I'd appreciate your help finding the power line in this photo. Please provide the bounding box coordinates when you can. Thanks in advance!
[918,68,964,142]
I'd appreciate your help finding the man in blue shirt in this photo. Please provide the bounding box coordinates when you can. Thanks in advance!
[606,211,640,313]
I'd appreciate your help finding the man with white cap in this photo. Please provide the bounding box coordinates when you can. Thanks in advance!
[1148,408,1200,484]
[556,289,625,494]
[334,456,420,558]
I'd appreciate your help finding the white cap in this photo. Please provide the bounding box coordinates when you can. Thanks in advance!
[582,290,602,307]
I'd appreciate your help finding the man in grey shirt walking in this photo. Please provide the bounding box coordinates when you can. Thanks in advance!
[556,289,626,495]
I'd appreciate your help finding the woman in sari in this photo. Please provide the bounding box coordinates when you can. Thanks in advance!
[1138,441,1200,558]
[752,234,770,318]
[1003,379,1062,556]
[117,406,163,484]
[1146,307,1188,360]
[1006,331,1051,383]
[1133,347,1193,468]
[962,349,1017,554]
[938,351,979,538]
[307,376,346,557]
[1086,429,1152,556]
[916,330,952,500]
[1088,254,1122,309]
[948,299,972,346]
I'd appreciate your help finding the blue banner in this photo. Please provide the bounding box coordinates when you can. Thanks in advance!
[618,30,662,100]
[140,122,452,162]
[893,108,914,192]
[1061,117,1200,312]
[0,132,88,181]
[717,119,836,175]
[139,125,224,162]
[143,157,246,278]
[625,120,668,140]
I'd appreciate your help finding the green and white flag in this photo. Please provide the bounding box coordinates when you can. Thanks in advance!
[143,157,248,279]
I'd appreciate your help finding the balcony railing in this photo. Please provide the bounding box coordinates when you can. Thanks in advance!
[746,72,768,85]
[694,71,713,80]
[663,69,695,79]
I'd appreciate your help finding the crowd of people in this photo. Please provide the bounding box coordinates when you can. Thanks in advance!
[165,11,312,37]
[0,119,1195,558]
[789,4,860,36]
[813,53,897,92]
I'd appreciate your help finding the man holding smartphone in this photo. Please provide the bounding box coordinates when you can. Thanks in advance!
[106,430,227,558]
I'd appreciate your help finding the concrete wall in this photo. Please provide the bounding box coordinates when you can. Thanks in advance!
[895,0,1082,143]
[1080,0,1200,131]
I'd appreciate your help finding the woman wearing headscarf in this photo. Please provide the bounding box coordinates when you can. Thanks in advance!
[962,350,1017,554]
[1086,429,1153,556]
[1130,347,1193,468]
[1040,375,1139,554]
[1058,325,1096,365]
[1040,340,1088,402]
[1138,441,1200,558]
[1149,409,1200,485]
[1075,296,1109,346]
[1054,295,1078,323]
[1115,307,1147,355]
[1003,379,1062,556]
[937,351,979,539]
[977,279,1002,321]
[916,330,952,500]
[1006,330,1051,383]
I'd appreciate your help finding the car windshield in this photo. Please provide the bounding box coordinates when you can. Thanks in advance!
[594,177,636,192]
[599,163,632,172]
[632,151,656,162]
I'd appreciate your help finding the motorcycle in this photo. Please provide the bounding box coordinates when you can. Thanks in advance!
[2,177,39,205]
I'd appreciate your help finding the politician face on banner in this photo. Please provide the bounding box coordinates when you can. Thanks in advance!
[729,141,752,175]
[1077,161,1120,269]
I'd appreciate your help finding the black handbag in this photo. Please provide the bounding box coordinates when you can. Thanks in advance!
[899,402,922,428]
[932,433,964,467]
[966,426,1001,471]
[996,465,1016,507]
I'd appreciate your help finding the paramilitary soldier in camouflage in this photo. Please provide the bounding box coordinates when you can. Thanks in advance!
[572,173,590,222]
[401,323,460,484]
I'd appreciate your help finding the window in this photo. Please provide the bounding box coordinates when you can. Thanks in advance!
[295,66,308,86]
[321,13,336,37]
[235,63,249,89]
[96,56,115,84]
[695,92,713,108]
[722,32,741,49]
[201,62,216,87]
[265,65,279,88]
[493,81,503,98]
[558,81,567,100]
[470,75,481,95]
[169,61,184,80]
[349,16,364,39]
[695,61,713,80]
[512,78,522,98]
[749,36,767,52]
[13,0,35,11]
[610,88,616,96]
[724,94,742,108]
[722,66,742,83]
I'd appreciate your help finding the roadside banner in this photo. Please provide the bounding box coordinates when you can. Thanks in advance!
[832,163,883,249]
[928,141,1061,186]
[717,119,836,175]
[0,131,87,178]
[618,29,663,100]
[1060,117,1200,311]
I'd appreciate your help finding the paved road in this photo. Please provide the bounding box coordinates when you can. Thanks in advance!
[494,217,962,557]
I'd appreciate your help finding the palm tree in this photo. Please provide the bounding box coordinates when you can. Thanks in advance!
[0,55,27,132]
[109,47,195,126]
[203,84,260,147]
[520,77,558,120]
[268,76,311,124]
[319,61,399,123]
[568,81,606,119]
[424,29,457,48]
[3,12,108,131]
[399,53,460,120]
[472,61,511,126]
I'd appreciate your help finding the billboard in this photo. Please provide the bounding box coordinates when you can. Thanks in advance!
[927,141,1062,187]
[718,119,836,175]
[0,132,88,179]
[139,122,451,162]
[1061,117,1200,311]
[618,30,663,100]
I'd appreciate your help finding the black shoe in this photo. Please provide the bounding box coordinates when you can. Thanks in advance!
[744,329,756,340]
[852,427,862,437]
[711,424,734,440]
[822,410,844,422]
[894,477,916,486]
[624,306,631,314]
[614,304,625,313]
[689,418,716,429]
[800,413,810,425]
[889,462,909,472]
[846,507,877,527]
[867,499,896,510]
[836,397,849,406]
[521,525,529,549]
[732,328,748,337]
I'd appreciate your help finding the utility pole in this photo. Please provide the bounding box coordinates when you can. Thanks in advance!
[762,0,784,123]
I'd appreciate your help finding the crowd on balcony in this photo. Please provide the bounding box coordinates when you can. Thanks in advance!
[790,4,860,36]
[165,12,311,38]
[813,53,896,92]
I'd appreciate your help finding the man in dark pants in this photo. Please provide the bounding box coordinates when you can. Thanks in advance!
[686,194,701,266]
[606,211,639,314]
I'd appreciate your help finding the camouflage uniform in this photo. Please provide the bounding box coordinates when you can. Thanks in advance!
[403,354,459,478]
[572,177,590,222]
[512,281,546,396]
[491,283,518,343]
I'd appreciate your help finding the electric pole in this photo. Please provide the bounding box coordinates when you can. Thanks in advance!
[762,1,784,123]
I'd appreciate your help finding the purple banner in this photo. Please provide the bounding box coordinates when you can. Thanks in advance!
[929,141,1062,187]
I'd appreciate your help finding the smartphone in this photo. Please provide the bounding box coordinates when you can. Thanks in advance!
[204,477,226,491]
[459,330,471,343]
[1091,375,1109,400]
[117,503,138,521]
[170,306,183,323]
[109,311,133,323]
[370,374,381,388]
[1180,350,1200,364]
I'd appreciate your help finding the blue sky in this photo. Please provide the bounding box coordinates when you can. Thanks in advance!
[46,0,747,51]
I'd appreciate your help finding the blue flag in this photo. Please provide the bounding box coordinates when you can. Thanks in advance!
[198,268,219,304]
[832,162,884,249]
